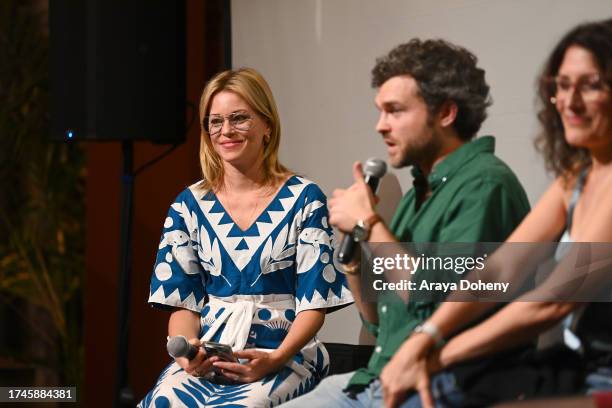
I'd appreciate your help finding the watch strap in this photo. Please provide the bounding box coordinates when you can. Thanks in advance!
[413,321,445,347]
[343,262,360,275]
[364,213,382,230]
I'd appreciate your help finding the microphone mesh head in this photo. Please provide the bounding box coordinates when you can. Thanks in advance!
[363,158,387,178]
[167,335,189,358]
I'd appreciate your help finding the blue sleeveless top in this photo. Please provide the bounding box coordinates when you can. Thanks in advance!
[554,170,587,350]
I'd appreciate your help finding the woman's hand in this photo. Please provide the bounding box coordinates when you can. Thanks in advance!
[174,338,218,377]
[168,309,215,377]
[380,334,436,408]
[212,349,285,383]
[212,309,324,383]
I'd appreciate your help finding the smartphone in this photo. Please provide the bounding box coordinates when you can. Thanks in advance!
[202,341,237,362]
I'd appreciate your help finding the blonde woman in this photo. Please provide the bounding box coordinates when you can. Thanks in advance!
[139,68,353,407]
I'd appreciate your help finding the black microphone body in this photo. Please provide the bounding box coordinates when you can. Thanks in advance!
[167,335,199,360]
[337,158,386,265]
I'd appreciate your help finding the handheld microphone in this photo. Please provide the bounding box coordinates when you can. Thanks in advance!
[337,158,387,265]
[167,335,199,360]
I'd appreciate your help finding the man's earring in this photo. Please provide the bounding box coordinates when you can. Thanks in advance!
[550,96,557,104]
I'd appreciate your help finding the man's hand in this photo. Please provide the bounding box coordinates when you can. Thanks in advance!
[329,161,378,233]
[212,349,285,383]
[380,334,436,408]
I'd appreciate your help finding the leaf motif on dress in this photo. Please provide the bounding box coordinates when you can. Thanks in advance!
[170,201,199,245]
[143,373,252,407]
[264,260,293,274]
[203,237,230,286]
[301,200,324,222]
[210,238,221,276]
[272,225,288,258]
[260,237,273,270]
[277,247,296,260]
[252,230,295,286]
[288,208,302,245]
[199,226,212,262]
[269,227,294,266]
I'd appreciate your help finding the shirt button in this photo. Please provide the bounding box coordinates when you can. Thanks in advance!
[375,346,382,353]
[442,176,447,182]
[381,305,387,313]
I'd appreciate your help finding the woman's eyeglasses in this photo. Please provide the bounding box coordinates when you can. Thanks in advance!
[204,111,253,136]
[547,74,609,103]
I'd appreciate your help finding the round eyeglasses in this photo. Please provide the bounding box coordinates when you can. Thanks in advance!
[547,74,609,104]
[204,111,253,136]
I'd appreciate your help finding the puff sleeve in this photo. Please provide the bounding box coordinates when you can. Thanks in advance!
[293,184,353,314]
[148,190,206,313]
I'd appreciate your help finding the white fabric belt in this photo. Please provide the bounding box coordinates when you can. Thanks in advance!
[200,295,295,352]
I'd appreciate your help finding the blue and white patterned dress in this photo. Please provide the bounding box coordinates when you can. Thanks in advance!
[139,176,353,408]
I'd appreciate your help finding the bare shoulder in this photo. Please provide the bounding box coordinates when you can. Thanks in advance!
[591,170,612,217]
[536,176,568,213]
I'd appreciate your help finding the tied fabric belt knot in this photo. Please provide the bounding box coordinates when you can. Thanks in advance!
[200,295,295,352]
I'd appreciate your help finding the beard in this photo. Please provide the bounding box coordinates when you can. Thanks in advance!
[392,130,443,169]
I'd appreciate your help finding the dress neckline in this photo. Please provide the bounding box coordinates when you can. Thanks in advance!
[211,175,296,233]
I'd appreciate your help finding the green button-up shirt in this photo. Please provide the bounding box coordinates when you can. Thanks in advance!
[347,135,530,389]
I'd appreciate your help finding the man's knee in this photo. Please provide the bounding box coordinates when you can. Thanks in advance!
[280,372,353,406]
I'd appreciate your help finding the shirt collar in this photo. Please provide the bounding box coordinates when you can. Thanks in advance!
[410,136,496,190]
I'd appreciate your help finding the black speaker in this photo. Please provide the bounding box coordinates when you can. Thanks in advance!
[50,0,186,143]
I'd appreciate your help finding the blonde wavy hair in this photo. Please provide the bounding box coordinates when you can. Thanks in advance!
[198,67,290,191]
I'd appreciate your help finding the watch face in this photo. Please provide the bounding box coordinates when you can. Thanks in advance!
[353,224,367,242]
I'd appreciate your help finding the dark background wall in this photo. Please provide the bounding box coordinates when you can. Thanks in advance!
[83,1,226,405]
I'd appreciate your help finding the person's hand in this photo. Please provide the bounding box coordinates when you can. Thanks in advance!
[174,338,218,377]
[329,162,378,233]
[212,349,285,383]
[380,334,436,408]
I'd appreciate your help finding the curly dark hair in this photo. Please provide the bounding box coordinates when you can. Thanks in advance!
[535,19,612,180]
[371,38,491,140]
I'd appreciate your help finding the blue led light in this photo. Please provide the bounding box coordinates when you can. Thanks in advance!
[66,130,74,139]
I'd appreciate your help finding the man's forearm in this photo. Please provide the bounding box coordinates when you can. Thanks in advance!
[368,221,398,243]
[428,301,495,340]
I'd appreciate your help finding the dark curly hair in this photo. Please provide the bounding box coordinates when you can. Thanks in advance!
[371,38,491,140]
[535,19,612,180]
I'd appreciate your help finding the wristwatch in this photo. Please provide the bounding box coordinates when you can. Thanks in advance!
[413,321,445,347]
[352,213,382,242]
[343,262,360,275]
